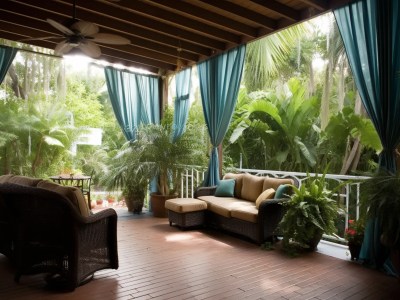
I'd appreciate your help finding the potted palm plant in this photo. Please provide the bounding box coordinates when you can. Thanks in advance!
[279,171,340,253]
[359,171,400,271]
[102,142,152,214]
[133,122,208,217]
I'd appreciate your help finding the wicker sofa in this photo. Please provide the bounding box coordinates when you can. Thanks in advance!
[194,173,296,244]
[0,174,118,291]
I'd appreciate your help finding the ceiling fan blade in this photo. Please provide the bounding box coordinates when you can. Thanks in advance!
[71,20,99,36]
[47,18,74,35]
[91,33,130,45]
[54,41,74,55]
[78,41,101,58]
[19,36,63,42]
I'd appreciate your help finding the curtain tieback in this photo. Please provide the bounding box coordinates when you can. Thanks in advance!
[176,94,189,101]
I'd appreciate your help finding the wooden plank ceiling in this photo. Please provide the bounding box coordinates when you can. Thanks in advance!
[0,0,352,75]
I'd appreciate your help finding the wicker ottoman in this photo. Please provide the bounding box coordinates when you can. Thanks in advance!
[165,198,207,228]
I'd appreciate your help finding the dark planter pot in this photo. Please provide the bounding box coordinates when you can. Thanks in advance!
[125,190,145,214]
[150,193,178,218]
[348,242,362,261]
[307,231,323,251]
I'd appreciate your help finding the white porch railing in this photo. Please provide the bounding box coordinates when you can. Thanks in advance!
[179,166,370,244]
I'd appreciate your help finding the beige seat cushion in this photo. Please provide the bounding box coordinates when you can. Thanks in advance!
[241,173,264,202]
[263,178,294,191]
[165,198,207,213]
[0,174,14,183]
[197,196,256,218]
[7,175,42,186]
[223,173,244,199]
[231,206,258,223]
[37,180,90,217]
[255,188,275,209]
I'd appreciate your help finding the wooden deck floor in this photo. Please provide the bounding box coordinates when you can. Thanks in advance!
[1,209,399,300]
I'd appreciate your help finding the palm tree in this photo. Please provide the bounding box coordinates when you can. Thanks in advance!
[244,24,307,92]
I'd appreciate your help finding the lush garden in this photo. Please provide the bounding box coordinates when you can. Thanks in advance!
[0,13,382,198]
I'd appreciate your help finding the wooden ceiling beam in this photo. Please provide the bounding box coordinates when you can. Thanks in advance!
[0,0,355,74]
[297,0,328,11]
[0,23,175,73]
[2,9,200,63]
[198,0,277,31]
[147,0,259,38]
[250,0,301,22]
[102,0,256,40]
[0,19,186,68]
[52,0,228,50]
[7,0,213,57]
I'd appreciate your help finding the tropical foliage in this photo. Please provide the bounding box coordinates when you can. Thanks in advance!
[360,171,400,248]
[0,13,383,191]
[130,112,208,196]
[279,171,341,251]
[226,78,319,171]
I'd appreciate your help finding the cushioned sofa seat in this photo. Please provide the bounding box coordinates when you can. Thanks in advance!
[195,173,297,244]
[230,206,258,223]
[197,195,258,222]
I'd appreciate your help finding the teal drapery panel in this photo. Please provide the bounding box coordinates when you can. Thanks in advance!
[198,45,246,186]
[172,67,192,142]
[0,46,18,84]
[334,0,400,274]
[104,67,160,141]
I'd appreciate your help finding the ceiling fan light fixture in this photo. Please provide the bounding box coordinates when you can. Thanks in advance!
[45,0,129,59]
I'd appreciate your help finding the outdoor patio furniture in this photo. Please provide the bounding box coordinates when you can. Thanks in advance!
[165,198,208,228]
[194,173,297,244]
[50,174,92,209]
[0,182,118,291]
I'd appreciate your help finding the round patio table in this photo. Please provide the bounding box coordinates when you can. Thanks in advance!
[50,174,92,209]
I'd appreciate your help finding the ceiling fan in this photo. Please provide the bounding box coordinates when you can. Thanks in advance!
[44,0,130,58]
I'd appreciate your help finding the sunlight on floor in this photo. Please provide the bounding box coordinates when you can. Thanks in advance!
[165,232,197,242]
[164,231,234,248]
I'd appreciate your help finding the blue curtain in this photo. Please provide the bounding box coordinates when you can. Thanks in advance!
[198,45,246,186]
[334,0,400,274]
[104,66,160,141]
[0,46,18,85]
[172,67,192,142]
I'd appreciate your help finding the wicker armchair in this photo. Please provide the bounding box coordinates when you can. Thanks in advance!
[0,183,119,291]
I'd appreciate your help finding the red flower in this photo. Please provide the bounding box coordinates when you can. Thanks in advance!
[345,219,364,245]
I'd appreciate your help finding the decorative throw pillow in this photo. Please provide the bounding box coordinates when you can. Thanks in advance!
[275,184,292,199]
[255,188,275,209]
[223,173,244,198]
[241,173,264,202]
[214,179,235,197]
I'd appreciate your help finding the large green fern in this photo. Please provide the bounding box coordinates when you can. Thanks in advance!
[279,171,339,252]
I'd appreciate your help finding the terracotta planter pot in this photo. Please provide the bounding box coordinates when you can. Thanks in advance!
[150,193,178,218]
